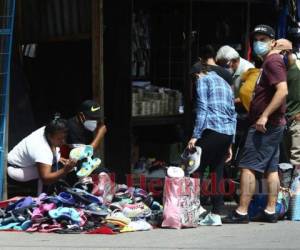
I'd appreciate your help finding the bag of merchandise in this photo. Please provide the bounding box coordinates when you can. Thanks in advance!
[162,177,201,229]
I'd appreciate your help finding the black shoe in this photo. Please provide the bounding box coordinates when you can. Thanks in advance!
[251,210,278,223]
[222,210,249,224]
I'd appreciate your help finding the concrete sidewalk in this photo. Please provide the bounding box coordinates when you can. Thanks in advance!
[0,221,299,250]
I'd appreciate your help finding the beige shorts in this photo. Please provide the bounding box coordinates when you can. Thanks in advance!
[288,120,300,165]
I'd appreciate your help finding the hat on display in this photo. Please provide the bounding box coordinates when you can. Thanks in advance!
[274,39,293,51]
[79,100,102,120]
[252,24,275,39]
[181,146,202,175]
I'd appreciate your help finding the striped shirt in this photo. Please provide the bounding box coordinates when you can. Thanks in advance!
[193,71,237,142]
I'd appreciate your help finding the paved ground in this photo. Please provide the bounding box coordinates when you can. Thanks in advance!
[0,221,299,250]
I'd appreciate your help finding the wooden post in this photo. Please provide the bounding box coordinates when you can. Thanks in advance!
[103,0,132,183]
[91,0,104,160]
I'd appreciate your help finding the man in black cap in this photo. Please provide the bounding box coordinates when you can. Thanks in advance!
[223,25,288,224]
[67,100,107,150]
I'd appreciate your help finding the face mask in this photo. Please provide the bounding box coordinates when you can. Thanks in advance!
[226,67,234,75]
[282,54,289,67]
[83,120,97,132]
[253,41,270,56]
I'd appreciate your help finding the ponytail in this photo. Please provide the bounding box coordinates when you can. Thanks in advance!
[44,113,68,139]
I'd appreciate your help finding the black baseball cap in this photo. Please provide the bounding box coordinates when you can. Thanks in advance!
[252,24,275,39]
[79,100,102,120]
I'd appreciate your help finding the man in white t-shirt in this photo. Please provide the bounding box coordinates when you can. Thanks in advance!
[216,45,254,98]
[7,115,76,194]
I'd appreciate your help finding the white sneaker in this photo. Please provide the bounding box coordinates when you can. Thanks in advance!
[199,212,222,226]
[198,205,207,221]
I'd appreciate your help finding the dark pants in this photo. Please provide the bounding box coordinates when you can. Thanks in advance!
[196,129,233,214]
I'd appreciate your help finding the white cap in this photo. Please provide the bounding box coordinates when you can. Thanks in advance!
[216,45,240,61]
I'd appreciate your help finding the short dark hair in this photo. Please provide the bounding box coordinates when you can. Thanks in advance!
[45,113,68,138]
[198,45,216,61]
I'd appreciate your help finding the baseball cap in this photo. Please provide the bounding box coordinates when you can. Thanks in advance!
[79,100,102,120]
[253,24,275,39]
[274,39,293,51]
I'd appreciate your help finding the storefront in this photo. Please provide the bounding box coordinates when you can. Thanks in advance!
[2,0,276,197]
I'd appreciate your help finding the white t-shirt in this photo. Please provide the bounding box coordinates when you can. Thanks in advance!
[8,126,58,168]
[233,58,254,96]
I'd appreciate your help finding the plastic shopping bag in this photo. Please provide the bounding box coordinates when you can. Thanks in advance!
[162,177,201,229]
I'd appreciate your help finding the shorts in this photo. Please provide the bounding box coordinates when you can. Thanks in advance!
[239,125,285,173]
[288,120,300,165]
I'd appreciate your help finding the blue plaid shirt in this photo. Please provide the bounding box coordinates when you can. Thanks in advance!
[193,71,236,142]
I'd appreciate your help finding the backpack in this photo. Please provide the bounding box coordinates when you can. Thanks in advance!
[239,68,261,112]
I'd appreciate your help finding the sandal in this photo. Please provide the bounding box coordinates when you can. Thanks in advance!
[77,158,101,178]
[69,145,93,161]
[63,187,102,205]
[48,207,81,224]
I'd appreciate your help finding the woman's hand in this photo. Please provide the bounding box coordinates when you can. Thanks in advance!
[59,157,69,165]
[63,159,77,173]
[187,138,197,150]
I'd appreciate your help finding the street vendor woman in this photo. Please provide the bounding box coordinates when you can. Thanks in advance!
[7,114,77,195]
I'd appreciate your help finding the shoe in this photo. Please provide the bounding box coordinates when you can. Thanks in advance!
[69,145,93,161]
[122,203,152,219]
[106,211,131,225]
[199,213,222,226]
[198,206,208,221]
[222,210,249,224]
[121,220,153,232]
[251,210,278,223]
[77,157,101,177]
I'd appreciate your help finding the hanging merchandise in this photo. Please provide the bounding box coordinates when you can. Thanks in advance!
[131,11,151,78]
[277,0,289,38]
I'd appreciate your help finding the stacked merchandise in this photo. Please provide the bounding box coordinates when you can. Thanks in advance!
[132,86,182,117]
[0,145,164,234]
[0,182,163,234]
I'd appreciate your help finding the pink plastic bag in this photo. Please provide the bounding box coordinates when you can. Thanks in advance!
[91,172,115,204]
[162,177,201,229]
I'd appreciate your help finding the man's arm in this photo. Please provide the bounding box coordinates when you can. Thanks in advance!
[90,124,107,150]
[256,81,288,132]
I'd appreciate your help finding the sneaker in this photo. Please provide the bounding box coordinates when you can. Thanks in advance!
[222,210,249,224]
[198,205,207,221]
[106,211,131,225]
[122,203,152,219]
[251,210,278,223]
[199,213,222,226]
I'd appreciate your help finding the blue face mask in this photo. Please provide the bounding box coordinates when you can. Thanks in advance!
[282,54,289,67]
[253,41,270,56]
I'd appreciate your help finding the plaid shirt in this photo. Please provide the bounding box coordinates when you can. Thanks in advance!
[193,71,236,142]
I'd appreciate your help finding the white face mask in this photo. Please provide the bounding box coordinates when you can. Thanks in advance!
[83,120,97,132]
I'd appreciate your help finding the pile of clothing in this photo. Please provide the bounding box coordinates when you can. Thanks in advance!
[0,177,163,234]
